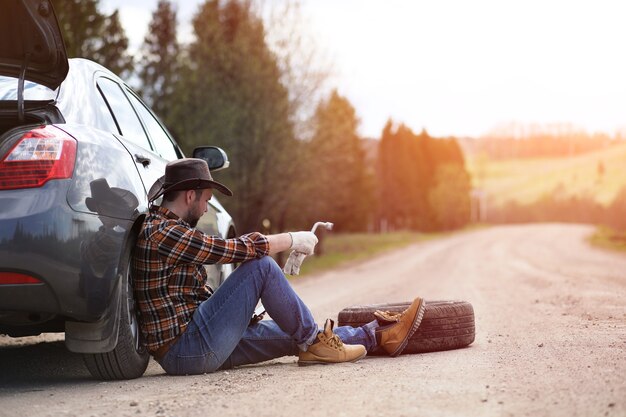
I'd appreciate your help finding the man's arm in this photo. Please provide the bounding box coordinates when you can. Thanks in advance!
[266,231,318,255]
[266,233,292,255]
[155,225,269,265]
[154,224,317,265]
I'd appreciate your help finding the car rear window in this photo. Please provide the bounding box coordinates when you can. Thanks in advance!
[0,76,56,101]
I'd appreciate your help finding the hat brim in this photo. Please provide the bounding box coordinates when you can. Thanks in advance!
[149,176,233,202]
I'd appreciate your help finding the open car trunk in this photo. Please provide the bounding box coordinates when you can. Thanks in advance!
[0,0,68,143]
[0,101,64,140]
[0,0,68,90]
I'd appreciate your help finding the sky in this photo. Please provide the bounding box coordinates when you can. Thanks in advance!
[101,0,626,139]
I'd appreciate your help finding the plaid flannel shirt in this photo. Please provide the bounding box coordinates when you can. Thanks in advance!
[132,206,270,352]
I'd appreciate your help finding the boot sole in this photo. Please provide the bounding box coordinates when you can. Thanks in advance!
[389,298,426,357]
[297,350,368,367]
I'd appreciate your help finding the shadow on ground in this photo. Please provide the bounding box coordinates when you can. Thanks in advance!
[0,340,93,392]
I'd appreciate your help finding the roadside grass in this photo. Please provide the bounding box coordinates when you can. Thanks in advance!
[588,226,626,253]
[295,231,437,276]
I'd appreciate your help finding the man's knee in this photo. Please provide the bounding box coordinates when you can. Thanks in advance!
[239,255,280,275]
[257,255,279,269]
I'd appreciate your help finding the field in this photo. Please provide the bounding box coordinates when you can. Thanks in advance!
[466,142,626,206]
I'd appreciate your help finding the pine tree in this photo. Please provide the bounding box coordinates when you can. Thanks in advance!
[377,120,396,230]
[51,0,133,77]
[378,122,431,230]
[428,165,471,230]
[138,0,180,121]
[377,122,471,231]
[308,90,373,232]
[169,0,296,233]
[51,0,105,59]
[95,10,134,78]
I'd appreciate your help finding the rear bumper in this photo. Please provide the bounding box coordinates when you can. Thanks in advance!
[0,180,128,325]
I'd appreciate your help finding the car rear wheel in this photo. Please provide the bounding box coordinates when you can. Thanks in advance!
[83,244,149,380]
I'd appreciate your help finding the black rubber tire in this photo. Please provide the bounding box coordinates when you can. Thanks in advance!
[338,300,475,354]
[83,243,149,380]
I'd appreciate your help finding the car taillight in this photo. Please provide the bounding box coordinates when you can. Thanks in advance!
[0,272,43,285]
[0,125,77,190]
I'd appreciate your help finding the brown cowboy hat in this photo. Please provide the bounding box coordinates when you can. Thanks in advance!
[149,158,233,202]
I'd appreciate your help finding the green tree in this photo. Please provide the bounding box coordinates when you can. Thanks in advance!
[169,0,296,233]
[408,127,436,230]
[51,0,133,77]
[51,0,105,59]
[94,10,134,78]
[306,90,373,232]
[378,121,432,230]
[378,120,401,230]
[428,165,471,230]
[137,0,180,121]
[378,121,471,231]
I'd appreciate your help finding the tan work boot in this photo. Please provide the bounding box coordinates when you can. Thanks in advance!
[374,297,426,357]
[298,319,367,366]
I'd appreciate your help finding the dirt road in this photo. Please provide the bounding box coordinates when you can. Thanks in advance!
[1,224,624,417]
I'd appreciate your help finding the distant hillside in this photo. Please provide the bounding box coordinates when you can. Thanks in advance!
[466,142,626,206]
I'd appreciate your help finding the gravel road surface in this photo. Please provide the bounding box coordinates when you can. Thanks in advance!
[1,224,624,417]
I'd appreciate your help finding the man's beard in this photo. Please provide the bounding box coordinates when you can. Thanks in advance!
[183,209,201,228]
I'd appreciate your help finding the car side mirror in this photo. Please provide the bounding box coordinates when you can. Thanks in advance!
[193,146,230,172]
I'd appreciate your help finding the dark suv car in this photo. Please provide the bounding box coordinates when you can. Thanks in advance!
[0,0,236,379]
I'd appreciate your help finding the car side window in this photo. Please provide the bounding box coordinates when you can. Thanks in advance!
[94,84,121,135]
[126,92,180,161]
[96,78,152,151]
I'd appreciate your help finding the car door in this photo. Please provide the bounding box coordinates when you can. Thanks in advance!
[95,76,165,198]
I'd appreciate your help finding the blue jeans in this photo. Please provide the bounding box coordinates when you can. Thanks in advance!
[158,256,378,375]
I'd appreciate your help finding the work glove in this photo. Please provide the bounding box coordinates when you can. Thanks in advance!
[288,231,318,255]
[283,251,307,275]
[283,231,318,276]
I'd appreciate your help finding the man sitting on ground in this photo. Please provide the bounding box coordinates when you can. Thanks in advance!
[133,158,424,375]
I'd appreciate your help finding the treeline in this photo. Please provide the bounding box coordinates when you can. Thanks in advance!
[463,123,625,160]
[487,185,626,233]
[51,0,471,234]
[378,123,471,232]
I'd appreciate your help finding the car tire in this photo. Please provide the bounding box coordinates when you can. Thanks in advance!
[337,300,475,354]
[83,242,149,380]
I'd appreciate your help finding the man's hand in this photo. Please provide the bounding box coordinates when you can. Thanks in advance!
[265,231,318,256]
[289,231,318,255]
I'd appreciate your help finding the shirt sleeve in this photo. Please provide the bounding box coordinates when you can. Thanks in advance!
[151,223,270,266]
